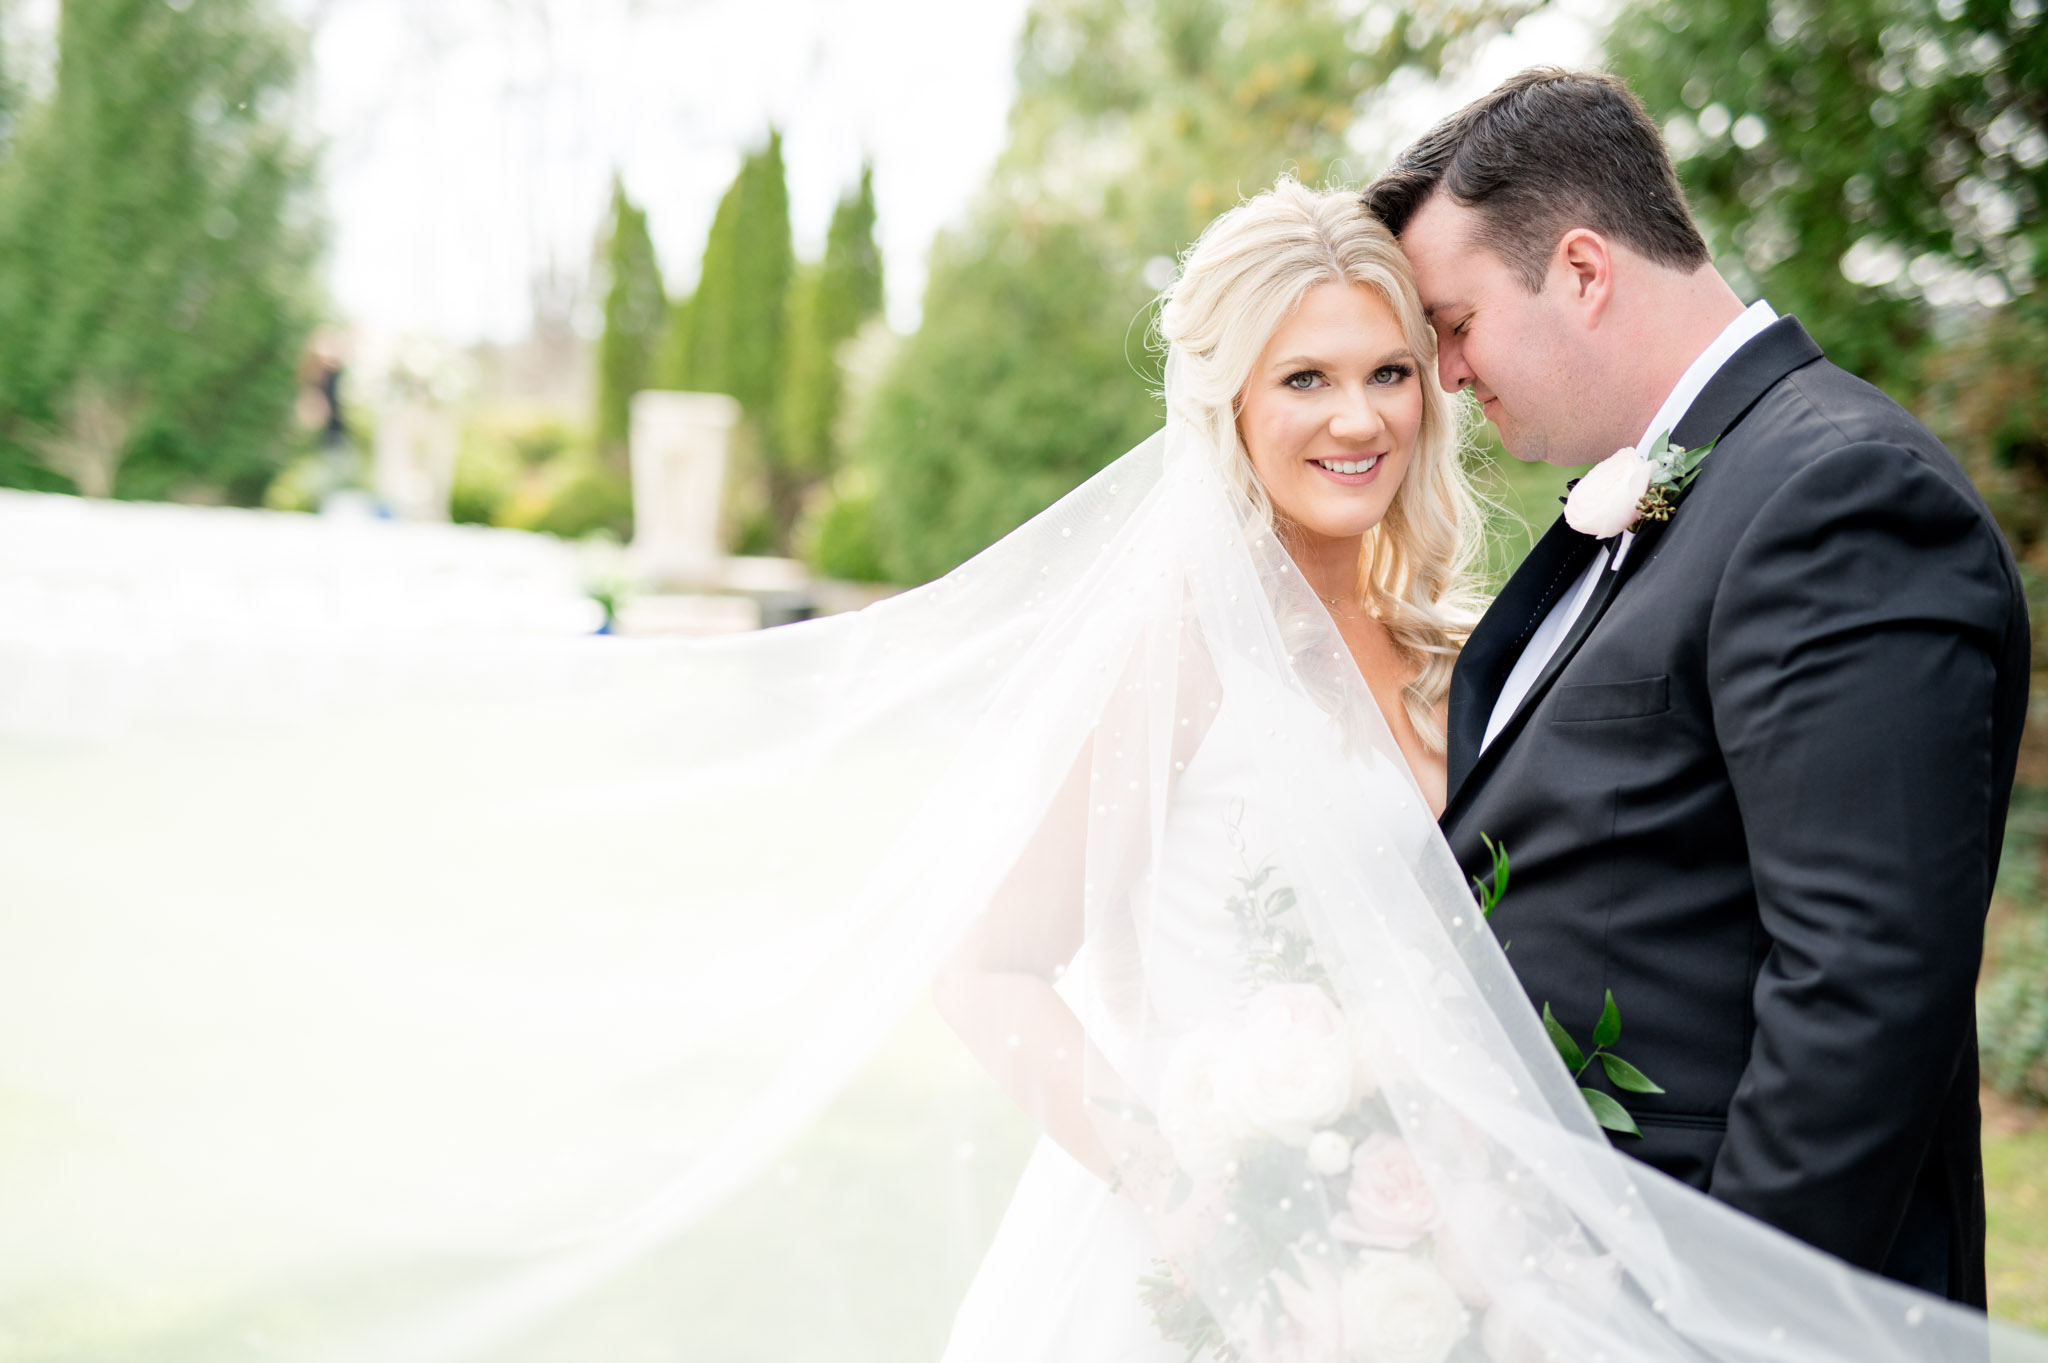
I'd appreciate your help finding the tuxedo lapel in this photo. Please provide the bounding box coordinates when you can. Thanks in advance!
[1446,520,1669,821]
[1443,316,1828,824]
[1671,315,1824,449]
[1444,515,1602,804]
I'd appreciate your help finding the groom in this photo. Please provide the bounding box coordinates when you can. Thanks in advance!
[1366,69,2029,1305]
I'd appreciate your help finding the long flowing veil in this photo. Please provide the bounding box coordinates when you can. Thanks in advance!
[1,417,2041,1363]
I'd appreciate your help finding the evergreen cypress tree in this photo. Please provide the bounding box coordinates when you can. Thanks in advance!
[779,163,882,482]
[593,174,666,461]
[654,130,795,550]
[0,0,318,501]
[662,130,793,426]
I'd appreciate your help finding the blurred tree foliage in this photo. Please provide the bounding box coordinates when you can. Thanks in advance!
[859,0,1534,585]
[1608,0,2048,1102]
[0,0,318,503]
[1607,0,2046,391]
[593,175,666,464]
[659,131,795,552]
[778,165,883,515]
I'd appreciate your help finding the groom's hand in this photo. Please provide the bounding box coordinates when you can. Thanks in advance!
[1705,439,2013,1275]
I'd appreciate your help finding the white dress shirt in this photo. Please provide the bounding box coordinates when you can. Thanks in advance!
[1479,300,1779,752]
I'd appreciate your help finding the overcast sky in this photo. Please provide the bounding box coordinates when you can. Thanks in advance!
[14,0,1608,344]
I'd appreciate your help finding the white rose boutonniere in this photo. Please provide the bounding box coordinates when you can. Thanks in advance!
[1562,430,1718,539]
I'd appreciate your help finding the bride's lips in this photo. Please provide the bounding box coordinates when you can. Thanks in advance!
[1309,453,1384,486]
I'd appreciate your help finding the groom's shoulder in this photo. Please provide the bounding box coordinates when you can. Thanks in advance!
[1724,351,1990,519]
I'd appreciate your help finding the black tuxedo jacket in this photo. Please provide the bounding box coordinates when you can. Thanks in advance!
[1440,317,2028,1306]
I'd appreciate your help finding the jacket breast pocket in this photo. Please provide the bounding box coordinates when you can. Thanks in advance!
[1552,674,1670,723]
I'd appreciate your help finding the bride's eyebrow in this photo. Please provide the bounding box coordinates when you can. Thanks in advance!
[1266,349,1416,371]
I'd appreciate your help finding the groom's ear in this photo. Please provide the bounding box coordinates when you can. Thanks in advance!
[1553,228,1615,325]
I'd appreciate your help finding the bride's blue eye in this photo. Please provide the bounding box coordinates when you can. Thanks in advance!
[1371,364,1416,385]
[1285,370,1323,390]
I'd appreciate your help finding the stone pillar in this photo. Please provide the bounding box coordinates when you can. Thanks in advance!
[629,391,741,588]
[372,400,460,521]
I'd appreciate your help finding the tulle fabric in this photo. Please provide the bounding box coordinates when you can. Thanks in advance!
[0,423,2040,1362]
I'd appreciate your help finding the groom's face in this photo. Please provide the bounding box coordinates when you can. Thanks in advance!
[1398,192,1588,465]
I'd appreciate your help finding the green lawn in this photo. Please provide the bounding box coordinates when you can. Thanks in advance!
[1987,1090,2048,1330]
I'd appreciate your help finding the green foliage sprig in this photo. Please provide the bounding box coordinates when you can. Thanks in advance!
[1543,993,1668,1138]
[1472,838,1667,1137]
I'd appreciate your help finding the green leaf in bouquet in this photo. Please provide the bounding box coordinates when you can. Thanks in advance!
[1265,885,1297,915]
[1598,1051,1666,1094]
[1087,1095,1159,1126]
[1542,1003,1585,1073]
[1581,1087,1641,1137]
[1244,866,1276,892]
[1592,989,1622,1049]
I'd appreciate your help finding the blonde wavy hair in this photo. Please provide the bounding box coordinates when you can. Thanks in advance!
[1158,176,1487,753]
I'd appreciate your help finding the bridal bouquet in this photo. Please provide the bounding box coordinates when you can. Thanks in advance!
[1134,859,1618,1363]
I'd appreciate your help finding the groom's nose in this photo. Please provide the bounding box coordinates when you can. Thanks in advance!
[1436,335,1474,396]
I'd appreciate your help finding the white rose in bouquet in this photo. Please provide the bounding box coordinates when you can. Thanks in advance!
[1226,984,1356,1145]
[1157,1026,1251,1177]
[1307,1129,1354,1176]
[1562,444,1654,538]
[1234,1256,1345,1363]
[1431,1182,1541,1308]
[1341,1251,1470,1363]
[1344,1135,1440,1248]
[1478,1285,1554,1363]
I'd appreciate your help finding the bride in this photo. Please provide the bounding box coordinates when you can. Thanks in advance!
[1,179,2042,1363]
[933,177,1484,1360]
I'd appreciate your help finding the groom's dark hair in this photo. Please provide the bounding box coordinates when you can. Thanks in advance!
[1363,68,1710,292]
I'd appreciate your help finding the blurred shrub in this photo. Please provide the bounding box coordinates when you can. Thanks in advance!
[514,455,633,541]
[450,406,629,540]
[1983,914,2048,1105]
[797,467,888,584]
[1983,790,2048,1107]
[1920,302,2048,672]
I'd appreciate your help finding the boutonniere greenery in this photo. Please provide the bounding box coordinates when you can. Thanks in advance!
[1563,430,1719,539]
[1472,836,1666,1137]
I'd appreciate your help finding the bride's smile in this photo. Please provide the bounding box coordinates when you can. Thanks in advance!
[1235,278,1423,549]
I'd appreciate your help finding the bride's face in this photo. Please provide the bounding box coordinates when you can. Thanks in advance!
[1236,280,1423,547]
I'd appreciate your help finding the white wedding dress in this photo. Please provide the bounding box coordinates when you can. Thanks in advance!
[3,420,2043,1363]
[943,692,1273,1363]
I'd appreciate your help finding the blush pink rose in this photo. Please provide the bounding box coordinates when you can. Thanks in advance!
[1344,1135,1439,1248]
